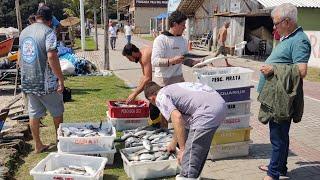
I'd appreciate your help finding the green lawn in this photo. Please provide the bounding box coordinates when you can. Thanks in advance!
[306,67,320,82]
[15,75,132,180]
[74,36,97,51]
[141,35,155,42]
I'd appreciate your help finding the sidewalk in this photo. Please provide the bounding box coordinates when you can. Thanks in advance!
[76,30,320,180]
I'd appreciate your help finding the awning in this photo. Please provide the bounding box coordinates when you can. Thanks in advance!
[256,0,320,8]
[177,0,205,16]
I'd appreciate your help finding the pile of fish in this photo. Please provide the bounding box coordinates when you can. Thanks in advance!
[45,165,95,176]
[122,144,177,162]
[61,122,113,137]
[118,126,174,148]
[113,101,146,108]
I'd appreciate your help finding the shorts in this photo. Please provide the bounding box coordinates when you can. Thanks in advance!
[28,92,64,119]
[217,45,227,56]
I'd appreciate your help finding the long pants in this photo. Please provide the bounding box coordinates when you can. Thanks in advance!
[110,37,116,49]
[126,35,131,44]
[180,127,218,178]
[267,120,291,180]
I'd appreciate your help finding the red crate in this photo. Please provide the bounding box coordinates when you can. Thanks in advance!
[107,100,149,118]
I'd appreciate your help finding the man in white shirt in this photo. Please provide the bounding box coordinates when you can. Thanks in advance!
[151,11,188,86]
[108,23,117,50]
[124,22,133,44]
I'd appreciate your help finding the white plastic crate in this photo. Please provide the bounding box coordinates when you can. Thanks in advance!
[30,153,108,180]
[226,100,251,117]
[57,122,116,152]
[107,112,148,131]
[218,114,251,130]
[207,141,251,160]
[194,67,254,90]
[120,146,180,180]
[57,143,116,165]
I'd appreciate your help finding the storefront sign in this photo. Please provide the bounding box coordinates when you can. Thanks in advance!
[135,0,168,7]
[167,0,181,14]
[306,31,320,68]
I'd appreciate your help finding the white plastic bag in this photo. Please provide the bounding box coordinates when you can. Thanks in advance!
[60,59,75,75]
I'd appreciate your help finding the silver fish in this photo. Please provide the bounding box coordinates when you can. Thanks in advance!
[143,139,152,151]
[156,152,170,161]
[121,132,135,141]
[134,130,147,137]
[140,153,155,161]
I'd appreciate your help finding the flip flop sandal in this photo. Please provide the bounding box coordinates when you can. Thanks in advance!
[258,165,268,172]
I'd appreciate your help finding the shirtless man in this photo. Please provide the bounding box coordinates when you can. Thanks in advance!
[122,43,165,127]
[213,22,231,66]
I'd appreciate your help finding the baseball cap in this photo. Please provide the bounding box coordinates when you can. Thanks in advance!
[36,5,52,21]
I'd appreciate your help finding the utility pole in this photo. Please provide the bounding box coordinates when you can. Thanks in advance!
[103,0,109,70]
[80,0,86,51]
[15,0,22,33]
[94,5,98,50]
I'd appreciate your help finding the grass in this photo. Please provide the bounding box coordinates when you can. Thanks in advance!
[141,35,155,42]
[74,36,97,51]
[305,67,320,82]
[14,75,132,180]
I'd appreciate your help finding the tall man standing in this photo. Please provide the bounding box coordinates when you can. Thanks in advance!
[257,3,311,180]
[151,10,188,87]
[124,22,133,44]
[212,21,231,67]
[144,81,226,179]
[20,6,64,153]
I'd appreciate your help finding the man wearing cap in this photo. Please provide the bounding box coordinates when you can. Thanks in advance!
[19,5,64,153]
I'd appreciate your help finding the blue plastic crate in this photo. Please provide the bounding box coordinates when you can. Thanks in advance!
[217,86,254,102]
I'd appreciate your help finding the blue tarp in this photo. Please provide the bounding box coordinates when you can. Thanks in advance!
[155,13,168,19]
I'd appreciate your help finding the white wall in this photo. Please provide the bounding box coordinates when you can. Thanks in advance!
[134,7,167,34]
[305,31,320,68]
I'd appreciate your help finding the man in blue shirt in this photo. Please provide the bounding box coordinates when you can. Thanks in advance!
[257,3,311,180]
[20,6,64,153]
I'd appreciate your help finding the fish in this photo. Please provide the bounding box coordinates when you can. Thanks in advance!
[134,130,148,137]
[61,123,113,138]
[143,139,152,151]
[156,152,170,161]
[140,153,155,161]
[45,165,95,176]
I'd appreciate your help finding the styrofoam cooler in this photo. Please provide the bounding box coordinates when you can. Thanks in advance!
[212,127,252,145]
[107,112,148,131]
[194,67,254,90]
[207,141,251,160]
[120,146,180,180]
[57,122,116,152]
[57,143,116,165]
[218,114,251,130]
[30,153,107,180]
[226,100,251,116]
[216,86,253,102]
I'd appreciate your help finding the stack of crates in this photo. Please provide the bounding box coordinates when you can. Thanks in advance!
[107,100,149,131]
[194,67,254,160]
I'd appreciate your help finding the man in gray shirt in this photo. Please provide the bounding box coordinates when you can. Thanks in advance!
[20,6,64,153]
[144,81,226,179]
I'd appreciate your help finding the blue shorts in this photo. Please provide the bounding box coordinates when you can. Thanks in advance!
[28,92,64,119]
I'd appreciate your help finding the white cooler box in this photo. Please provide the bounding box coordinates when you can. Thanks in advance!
[194,67,254,90]
[207,141,251,160]
[120,146,180,180]
[57,122,116,152]
[218,114,251,130]
[30,153,107,180]
[57,143,116,165]
[226,100,251,117]
[107,112,148,131]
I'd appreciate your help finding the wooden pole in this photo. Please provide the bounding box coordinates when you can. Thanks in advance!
[103,0,109,70]
[101,0,104,28]
[15,0,22,33]
[94,5,98,50]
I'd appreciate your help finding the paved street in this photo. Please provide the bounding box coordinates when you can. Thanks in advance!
[76,29,320,180]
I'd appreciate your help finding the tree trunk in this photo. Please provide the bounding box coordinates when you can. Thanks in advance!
[94,6,98,50]
[103,0,109,70]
